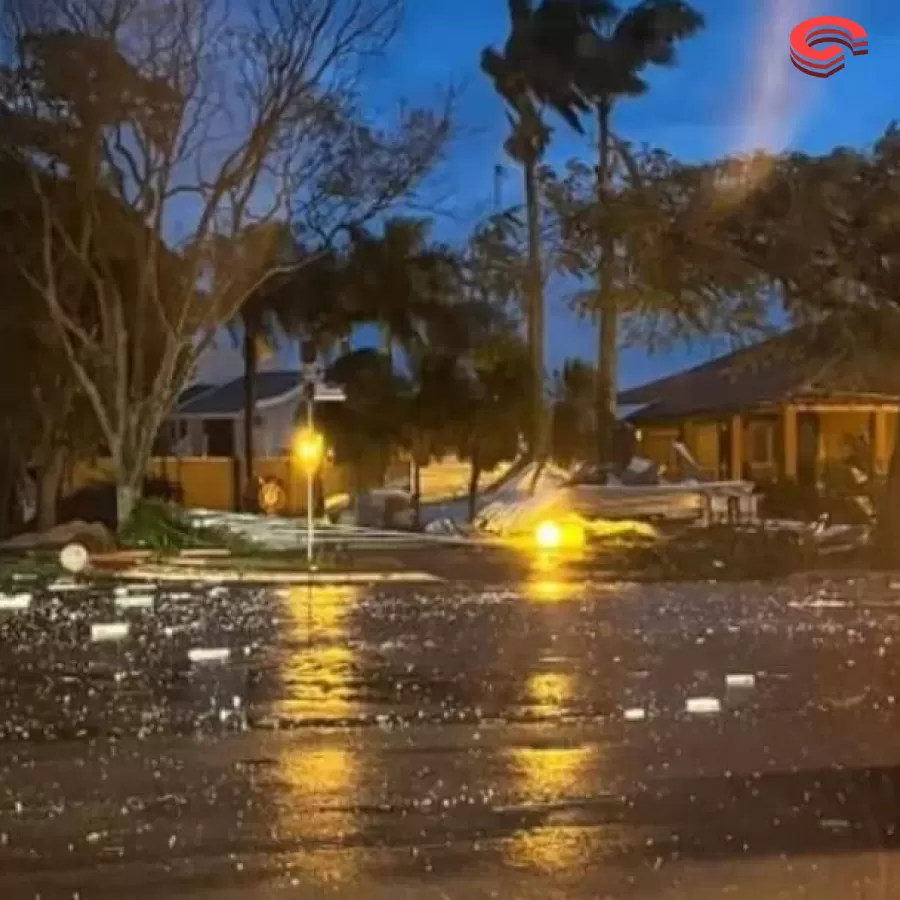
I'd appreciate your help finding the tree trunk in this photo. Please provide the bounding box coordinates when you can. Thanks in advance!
[116,483,140,528]
[35,448,65,533]
[467,453,481,524]
[0,441,19,540]
[524,158,546,463]
[242,323,258,509]
[877,412,900,559]
[595,99,618,468]
[113,430,166,528]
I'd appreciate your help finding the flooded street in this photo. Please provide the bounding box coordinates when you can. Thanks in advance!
[5,563,900,896]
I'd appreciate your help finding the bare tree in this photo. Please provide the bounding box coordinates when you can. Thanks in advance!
[0,0,451,523]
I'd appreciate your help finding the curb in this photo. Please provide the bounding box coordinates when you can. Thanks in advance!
[112,567,445,585]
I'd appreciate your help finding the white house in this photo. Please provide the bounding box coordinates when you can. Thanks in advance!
[167,371,303,458]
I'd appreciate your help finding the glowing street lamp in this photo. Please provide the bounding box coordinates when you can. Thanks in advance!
[292,425,326,565]
[292,427,325,473]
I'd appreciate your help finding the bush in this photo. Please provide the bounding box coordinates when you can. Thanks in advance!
[57,477,183,531]
[118,497,250,552]
[756,478,821,521]
[757,476,876,525]
[634,525,809,581]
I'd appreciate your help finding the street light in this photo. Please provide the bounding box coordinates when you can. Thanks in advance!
[291,425,325,565]
[292,426,325,473]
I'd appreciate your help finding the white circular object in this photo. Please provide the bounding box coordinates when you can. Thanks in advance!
[59,542,89,573]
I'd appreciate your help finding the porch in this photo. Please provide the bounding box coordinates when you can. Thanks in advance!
[637,402,898,484]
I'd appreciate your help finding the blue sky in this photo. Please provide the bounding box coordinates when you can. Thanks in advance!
[366,0,900,388]
[223,1,900,390]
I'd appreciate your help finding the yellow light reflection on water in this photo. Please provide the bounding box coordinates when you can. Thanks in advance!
[273,585,364,886]
[527,551,576,603]
[277,744,362,886]
[512,744,591,800]
[275,585,358,721]
[528,578,570,604]
[527,671,573,715]
[287,584,350,634]
[504,744,603,874]
[505,822,628,875]
[505,659,614,873]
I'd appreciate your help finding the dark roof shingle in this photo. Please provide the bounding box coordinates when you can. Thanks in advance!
[618,324,900,422]
[175,371,300,417]
[177,383,215,406]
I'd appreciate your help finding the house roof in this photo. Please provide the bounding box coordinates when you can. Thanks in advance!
[618,323,900,422]
[177,383,215,406]
[174,370,301,418]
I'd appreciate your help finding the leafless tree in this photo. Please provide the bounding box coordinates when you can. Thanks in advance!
[0,0,451,523]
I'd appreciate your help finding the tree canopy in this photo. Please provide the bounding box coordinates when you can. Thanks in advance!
[0,0,453,523]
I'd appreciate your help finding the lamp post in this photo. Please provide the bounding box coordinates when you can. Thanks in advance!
[292,423,325,564]
[295,340,345,564]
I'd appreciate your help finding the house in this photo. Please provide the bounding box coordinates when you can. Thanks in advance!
[168,371,303,457]
[618,325,900,484]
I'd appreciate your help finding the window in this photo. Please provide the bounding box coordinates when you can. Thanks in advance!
[203,419,235,457]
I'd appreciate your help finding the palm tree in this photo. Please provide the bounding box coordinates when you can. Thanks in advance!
[504,104,551,466]
[236,291,275,509]
[489,1,704,465]
[215,223,294,508]
[551,358,597,467]
[569,0,704,464]
[222,226,350,509]
[482,0,589,464]
[341,217,460,370]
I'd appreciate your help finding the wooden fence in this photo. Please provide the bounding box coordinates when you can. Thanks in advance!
[62,455,514,514]
[64,456,352,515]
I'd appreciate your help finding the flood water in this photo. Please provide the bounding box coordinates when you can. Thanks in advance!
[3,566,900,897]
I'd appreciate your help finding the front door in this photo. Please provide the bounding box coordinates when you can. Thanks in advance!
[797,412,819,486]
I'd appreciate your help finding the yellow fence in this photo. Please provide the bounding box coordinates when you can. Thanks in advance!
[63,454,513,514]
[64,456,352,515]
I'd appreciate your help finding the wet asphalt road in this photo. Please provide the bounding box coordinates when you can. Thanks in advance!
[6,561,900,896]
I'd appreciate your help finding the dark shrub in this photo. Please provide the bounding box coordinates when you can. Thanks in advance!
[57,477,184,530]
[756,478,821,521]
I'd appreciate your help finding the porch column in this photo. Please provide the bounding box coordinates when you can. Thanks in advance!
[874,408,890,476]
[782,405,798,480]
[729,414,743,480]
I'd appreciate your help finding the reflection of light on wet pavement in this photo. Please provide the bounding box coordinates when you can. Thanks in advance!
[510,744,592,800]
[527,579,571,604]
[274,586,359,721]
[276,745,363,886]
[504,824,623,875]
[274,586,364,885]
[504,744,624,873]
[527,671,573,715]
